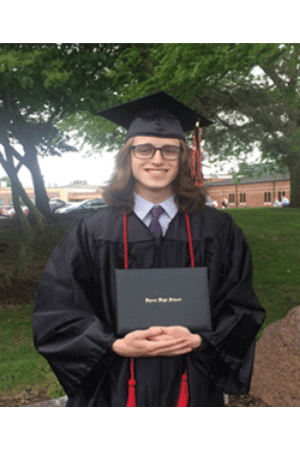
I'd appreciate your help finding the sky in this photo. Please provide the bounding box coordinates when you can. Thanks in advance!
[0,149,119,188]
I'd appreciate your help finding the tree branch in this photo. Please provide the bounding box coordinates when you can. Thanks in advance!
[260,64,287,94]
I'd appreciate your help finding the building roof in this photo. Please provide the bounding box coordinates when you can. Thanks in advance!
[205,173,290,186]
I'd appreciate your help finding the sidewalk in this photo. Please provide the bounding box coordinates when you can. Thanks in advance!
[25,396,68,407]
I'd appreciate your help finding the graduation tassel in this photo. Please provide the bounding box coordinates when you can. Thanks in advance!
[191,120,203,186]
[126,358,137,407]
[177,370,189,407]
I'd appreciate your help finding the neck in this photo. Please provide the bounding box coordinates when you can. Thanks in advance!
[134,186,174,204]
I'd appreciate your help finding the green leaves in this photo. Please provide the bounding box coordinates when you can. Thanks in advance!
[19,76,34,89]
[1,43,299,203]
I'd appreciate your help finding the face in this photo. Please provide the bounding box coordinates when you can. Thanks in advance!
[130,135,180,202]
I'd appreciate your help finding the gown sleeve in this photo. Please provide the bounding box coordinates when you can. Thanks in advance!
[32,217,117,397]
[192,212,266,395]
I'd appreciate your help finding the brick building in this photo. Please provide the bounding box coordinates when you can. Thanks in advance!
[205,173,290,208]
[0,175,291,209]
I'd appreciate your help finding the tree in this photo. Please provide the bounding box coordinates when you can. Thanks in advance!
[0,43,129,224]
[0,43,129,275]
[101,44,300,207]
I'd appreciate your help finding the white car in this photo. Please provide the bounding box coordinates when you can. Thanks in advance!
[1,205,29,217]
[55,198,106,214]
[205,197,216,208]
[49,198,72,213]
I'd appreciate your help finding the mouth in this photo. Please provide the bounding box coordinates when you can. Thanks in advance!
[145,169,168,173]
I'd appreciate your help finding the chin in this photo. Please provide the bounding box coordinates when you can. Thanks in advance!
[149,184,169,191]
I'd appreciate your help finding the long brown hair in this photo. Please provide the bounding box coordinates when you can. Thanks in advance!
[102,138,207,214]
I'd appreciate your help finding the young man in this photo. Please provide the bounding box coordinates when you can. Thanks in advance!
[33,92,265,407]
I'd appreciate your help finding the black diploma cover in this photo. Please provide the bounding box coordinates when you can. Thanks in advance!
[114,267,212,336]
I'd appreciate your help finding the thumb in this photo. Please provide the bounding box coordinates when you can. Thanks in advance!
[146,326,165,339]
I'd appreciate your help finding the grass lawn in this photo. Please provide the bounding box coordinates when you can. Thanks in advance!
[0,304,65,403]
[0,220,72,403]
[0,208,299,402]
[227,207,300,334]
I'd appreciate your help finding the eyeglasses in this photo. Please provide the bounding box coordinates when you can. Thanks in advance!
[131,144,181,160]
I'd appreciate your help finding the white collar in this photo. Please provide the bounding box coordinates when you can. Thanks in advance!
[133,192,178,221]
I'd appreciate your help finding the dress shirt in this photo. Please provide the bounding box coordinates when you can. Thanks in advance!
[133,192,178,236]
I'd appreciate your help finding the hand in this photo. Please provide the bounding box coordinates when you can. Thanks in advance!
[150,326,201,350]
[111,326,197,358]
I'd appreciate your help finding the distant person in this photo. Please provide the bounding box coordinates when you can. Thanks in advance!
[273,199,281,208]
[33,91,265,407]
[281,196,290,207]
[221,198,228,209]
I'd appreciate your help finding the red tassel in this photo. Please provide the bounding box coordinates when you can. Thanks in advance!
[184,212,195,268]
[191,121,203,187]
[177,370,189,407]
[191,132,197,180]
[126,358,136,407]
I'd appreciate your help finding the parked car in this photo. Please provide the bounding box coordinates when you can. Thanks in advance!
[55,198,106,215]
[0,205,29,217]
[205,197,216,208]
[49,198,72,213]
[0,205,13,216]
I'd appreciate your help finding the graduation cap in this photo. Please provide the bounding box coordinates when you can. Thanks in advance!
[97,91,213,185]
[97,91,213,141]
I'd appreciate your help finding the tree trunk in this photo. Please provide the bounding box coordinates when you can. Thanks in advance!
[11,179,33,238]
[23,144,51,216]
[16,177,46,232]
[1,159,46,232]
[288,157,300,207]
[0,135,47,231]
[11,180,34,278]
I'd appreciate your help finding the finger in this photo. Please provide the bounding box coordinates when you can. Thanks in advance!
[148,338,191,355]
[162,347,192,356]
[155,346,193,357]
[160,326,190,337]
[147,326,166,336]
[149,334,174,342]
[126,328,160,340]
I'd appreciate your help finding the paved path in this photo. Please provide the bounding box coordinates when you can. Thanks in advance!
[25,396,68,407]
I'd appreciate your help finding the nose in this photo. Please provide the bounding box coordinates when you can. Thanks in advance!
[151,149,164,164]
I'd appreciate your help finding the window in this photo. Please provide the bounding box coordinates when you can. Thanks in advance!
[278,191,286,202]
[264,192,271,203]
[240,193,246,203]
[229,194,235,204]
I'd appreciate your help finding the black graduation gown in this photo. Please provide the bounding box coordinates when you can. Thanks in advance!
[33,205,266,407]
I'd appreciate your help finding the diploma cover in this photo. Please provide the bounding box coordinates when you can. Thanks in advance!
[114,267,212,336]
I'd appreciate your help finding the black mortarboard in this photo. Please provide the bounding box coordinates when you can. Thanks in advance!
[97,91,213,141]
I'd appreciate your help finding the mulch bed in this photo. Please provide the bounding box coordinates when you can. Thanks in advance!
[227,394,269,407]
